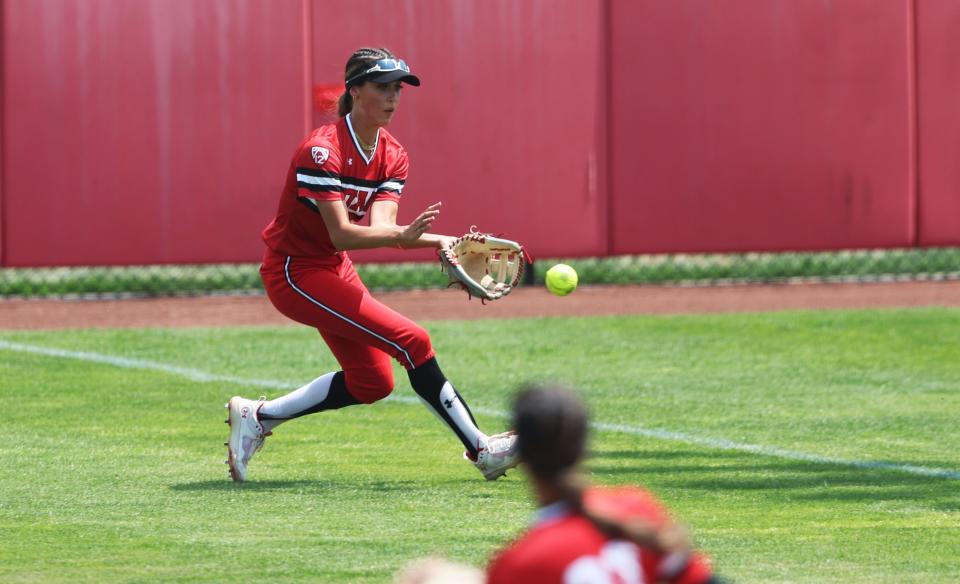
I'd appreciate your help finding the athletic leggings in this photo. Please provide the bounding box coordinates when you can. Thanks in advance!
[260,249,435,404]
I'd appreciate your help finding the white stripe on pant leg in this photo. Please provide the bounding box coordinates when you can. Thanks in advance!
[283,256,415,368]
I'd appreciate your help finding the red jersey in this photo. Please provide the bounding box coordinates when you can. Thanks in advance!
[262,113,409,262]
[487,487,714,584]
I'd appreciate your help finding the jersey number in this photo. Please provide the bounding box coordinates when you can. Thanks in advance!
[563,541,644,584]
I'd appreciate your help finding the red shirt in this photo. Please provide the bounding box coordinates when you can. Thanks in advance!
[487,487,714,584]
[262,114,409,262]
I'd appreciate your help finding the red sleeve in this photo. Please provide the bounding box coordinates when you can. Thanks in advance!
[372,146,407,205]
[293,140,343,202]
[671,552,714,584]
[487,546,544,584]
[486,550,510,584]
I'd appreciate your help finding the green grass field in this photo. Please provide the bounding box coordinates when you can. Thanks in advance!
[2,308,959,583]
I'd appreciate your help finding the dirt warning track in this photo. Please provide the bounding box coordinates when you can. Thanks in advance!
[1,280,959,331]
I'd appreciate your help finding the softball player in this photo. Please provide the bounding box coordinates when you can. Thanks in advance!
[225,48,518,482]
[487,386,724,584]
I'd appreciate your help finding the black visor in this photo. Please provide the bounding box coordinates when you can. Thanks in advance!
[365,69,421,86]
[346,58,421,87]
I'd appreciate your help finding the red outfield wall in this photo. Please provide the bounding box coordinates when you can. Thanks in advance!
[308,0,607,264]
[916,0,960,246]
[0,0,957,267]
[610,0,914,253]
[1,0,308,266]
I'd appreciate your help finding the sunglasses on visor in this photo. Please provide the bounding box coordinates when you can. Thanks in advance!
[346,59,411,86]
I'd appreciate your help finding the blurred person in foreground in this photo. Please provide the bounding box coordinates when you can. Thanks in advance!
[487,384,726,584]
[393,556,484,584]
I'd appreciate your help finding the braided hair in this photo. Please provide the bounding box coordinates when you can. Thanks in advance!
[337,47,397,117]
[512,385,691,555]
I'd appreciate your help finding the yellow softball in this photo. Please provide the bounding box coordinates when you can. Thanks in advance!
[545,264,578,296]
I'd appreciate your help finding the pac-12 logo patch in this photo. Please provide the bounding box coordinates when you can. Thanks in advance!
[311,146,330,166]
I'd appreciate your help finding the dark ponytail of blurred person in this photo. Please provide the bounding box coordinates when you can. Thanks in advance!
[512,385,693,559]
[338,47,397,117]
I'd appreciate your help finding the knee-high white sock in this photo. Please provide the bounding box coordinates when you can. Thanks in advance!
[408,358,487,456]
[419,381,487,453]
[261,372,337,418]
[258,372,358,430]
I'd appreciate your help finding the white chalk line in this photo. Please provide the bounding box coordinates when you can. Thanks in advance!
[2,338,958,481]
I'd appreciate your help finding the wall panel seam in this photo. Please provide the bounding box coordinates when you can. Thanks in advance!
[302,0,314,135]
[907,0,921,247]
[602,0,614,256]
[0,0,6,266]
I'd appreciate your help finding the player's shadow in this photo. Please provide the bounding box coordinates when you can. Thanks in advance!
[590,449,712,461]
[169,478,422,493]
[586,448,960,507]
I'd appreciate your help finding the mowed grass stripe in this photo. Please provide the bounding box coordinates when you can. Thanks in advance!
[2,333,959,481]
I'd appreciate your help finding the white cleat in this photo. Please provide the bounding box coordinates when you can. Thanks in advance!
[225,396,270,482]
[469,431,520,480]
